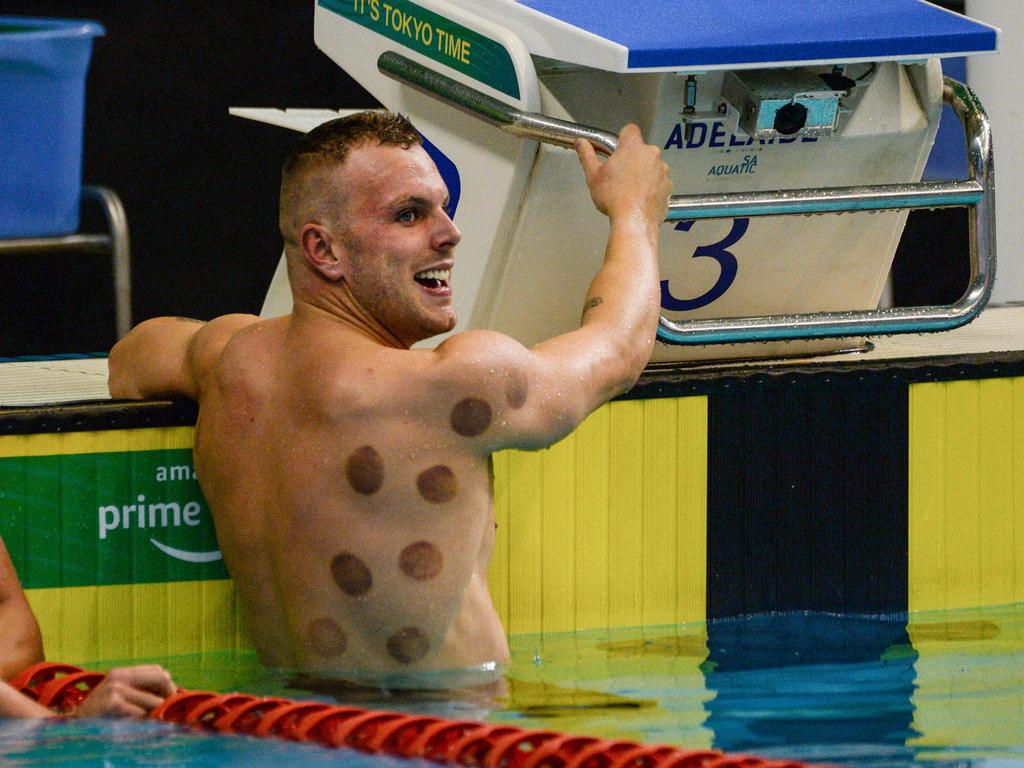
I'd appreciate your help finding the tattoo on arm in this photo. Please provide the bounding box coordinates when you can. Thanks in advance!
[581,296,604,321]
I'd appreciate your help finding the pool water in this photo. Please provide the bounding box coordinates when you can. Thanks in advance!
[2,605,1023,767]
[0,717,430,767]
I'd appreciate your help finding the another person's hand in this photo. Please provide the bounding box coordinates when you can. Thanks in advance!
[575,124,671,224]
[71,665,175,718]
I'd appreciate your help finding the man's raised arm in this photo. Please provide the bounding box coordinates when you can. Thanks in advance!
[432,124,671,451]
[550,123,672,393]
[108,314,259,401]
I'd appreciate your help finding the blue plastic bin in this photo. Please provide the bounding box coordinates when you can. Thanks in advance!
[0,17,104,238]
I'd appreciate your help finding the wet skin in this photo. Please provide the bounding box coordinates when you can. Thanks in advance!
[108,126,671,688]
[191,144,511,682]
[192,316,514,682]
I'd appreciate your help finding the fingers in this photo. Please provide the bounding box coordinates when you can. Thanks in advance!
[79,687,148,719]
[575,123,642,175]
[73,665,175,719]
[575,122,670,222]
[616,123,643,145]
[116,684,167,714]
[110,664,176,697]
[574,138,601,180]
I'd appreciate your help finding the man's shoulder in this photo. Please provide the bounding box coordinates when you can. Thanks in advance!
[418,330,536,411]
[313,330,529,408]
[433,330,526,364]
[204,314,266,342]
[194,315,278,389]
[426,330,531,382]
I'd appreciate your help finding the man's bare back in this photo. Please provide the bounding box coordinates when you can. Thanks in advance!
[193,316,509,682]
[108,112,670,687]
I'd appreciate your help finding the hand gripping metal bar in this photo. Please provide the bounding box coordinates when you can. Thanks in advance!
[378,51,995,344]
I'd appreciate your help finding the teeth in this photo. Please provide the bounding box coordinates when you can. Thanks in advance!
[415,269,450,282]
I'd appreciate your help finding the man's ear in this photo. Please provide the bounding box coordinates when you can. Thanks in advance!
[299,223,346,281]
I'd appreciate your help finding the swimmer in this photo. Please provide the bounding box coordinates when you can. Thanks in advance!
[108,111,671,688]
[0,536,43,682]
[0,536,176,718]
[0,666,176,719]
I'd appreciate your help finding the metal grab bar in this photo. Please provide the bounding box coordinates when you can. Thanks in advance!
[0,185,132,340]
[84,186,132,340]
[378,52,995,344]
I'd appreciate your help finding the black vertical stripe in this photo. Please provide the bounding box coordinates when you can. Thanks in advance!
[706,377,908,618]
[701,613,917,756]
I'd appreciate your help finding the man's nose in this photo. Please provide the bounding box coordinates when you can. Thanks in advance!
[436,211,461,248]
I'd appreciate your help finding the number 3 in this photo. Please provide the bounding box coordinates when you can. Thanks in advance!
[660,218,749,311]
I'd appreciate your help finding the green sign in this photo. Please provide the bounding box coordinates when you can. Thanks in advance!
[0,449,228,589]
[320,0,520,99]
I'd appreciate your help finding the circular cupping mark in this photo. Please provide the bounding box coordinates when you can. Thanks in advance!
[346,446,384,495]
[399,541,444,581]
[416,465,457,503]
[505,370,529,410]
[450,397,492,437]
[331,552,373,596]
[386,627,430,664]
[307,617,348,657]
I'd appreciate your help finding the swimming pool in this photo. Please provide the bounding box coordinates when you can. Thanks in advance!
[501,606,1024,766]
[6,354,1024,766]
[3,604,1022,767]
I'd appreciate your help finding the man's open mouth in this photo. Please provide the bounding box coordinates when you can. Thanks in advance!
[414,269,451,290]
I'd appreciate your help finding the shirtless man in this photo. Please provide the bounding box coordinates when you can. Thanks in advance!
[108,112,670,687]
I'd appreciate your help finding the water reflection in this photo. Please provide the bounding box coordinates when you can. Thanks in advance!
[702,613,919,765]
[502,606,1024,766]
[84,605,1024,767]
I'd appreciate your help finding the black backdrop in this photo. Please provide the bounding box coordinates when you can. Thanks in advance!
[2,1,376,355]
[0,1,967,356]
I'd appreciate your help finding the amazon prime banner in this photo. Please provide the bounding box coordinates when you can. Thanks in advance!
[0,449,228,588]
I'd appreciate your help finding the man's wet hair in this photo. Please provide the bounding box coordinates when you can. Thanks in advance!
[284,111,421,175]
[279,111,422,249]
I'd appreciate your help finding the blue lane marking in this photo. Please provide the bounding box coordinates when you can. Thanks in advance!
[517,0,998,69]
[655,308,983,345]
[665,191,984,221]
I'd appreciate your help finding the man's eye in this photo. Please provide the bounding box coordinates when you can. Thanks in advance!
[397,210,417,223]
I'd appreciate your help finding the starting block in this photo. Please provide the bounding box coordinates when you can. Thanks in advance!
[247,0,999,363]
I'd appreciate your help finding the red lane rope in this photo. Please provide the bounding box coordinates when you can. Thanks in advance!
[607,745,683,768]
[254,701,335,739]
[9,662,821,768]
[214,696,292,735]
[518,734,602,768]
[292,704,365,743]
[450,724,522,765]
[410,719,485,759]
[368,714,445,753]
[8,662,84,701]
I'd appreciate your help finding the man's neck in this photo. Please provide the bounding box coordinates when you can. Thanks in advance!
[291,290,410,350]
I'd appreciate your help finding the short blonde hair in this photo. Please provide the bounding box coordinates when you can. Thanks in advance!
[279,111,421,248]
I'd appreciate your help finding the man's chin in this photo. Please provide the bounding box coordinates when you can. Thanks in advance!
[407,313,457,345]
[427,321,457,340]
[428,307,457,334]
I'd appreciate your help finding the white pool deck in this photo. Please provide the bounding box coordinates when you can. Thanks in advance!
[0,305,1021,409]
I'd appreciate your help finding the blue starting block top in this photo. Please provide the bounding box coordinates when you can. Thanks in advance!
[497,0,1000,71]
